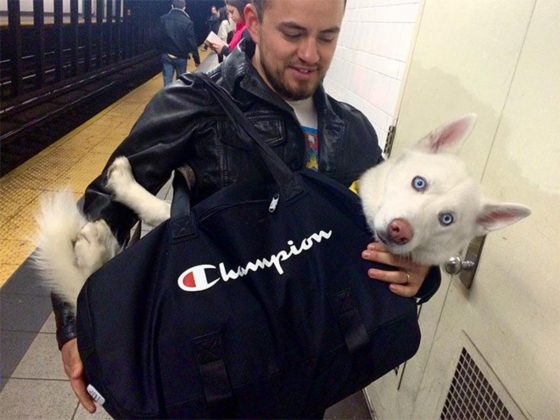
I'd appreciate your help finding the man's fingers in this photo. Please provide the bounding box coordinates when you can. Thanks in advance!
[363,242,422,272]
[367,268,420,296]
[367,242,391,253]
[61,339,96,413]
[367,268,408,284]
[362,241,428,297]
[388,283,418,298]
[70,377,96,414]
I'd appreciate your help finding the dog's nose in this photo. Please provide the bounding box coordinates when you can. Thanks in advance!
[388,219,413,245]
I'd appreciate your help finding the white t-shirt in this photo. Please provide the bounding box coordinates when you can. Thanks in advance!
[287,98,319,170]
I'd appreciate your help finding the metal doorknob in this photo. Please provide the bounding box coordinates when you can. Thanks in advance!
[444,256,476,275]
[444,236,486,289]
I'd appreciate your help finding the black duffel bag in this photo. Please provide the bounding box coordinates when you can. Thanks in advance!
[76,74,421,418]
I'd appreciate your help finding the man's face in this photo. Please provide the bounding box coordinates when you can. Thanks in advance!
[247,0,345,101]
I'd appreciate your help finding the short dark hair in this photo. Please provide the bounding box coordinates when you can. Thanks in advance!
[252,0,347,21]
[172,0,185,9]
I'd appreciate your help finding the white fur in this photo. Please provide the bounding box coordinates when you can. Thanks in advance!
[34,158,171,312]
[33,189,120,311]
[106,157,170,226]
[359,114,531,265]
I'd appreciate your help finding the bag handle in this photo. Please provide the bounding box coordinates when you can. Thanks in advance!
[170,170,191,218]
[169,171,198,241]
[197,73,304,201]
[170,74,303,219]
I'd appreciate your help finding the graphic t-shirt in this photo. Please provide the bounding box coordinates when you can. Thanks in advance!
[287,98,319,170]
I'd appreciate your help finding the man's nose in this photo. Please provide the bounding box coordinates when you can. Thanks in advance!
[298,38,320,64]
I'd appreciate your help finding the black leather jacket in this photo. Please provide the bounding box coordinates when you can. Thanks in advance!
[155,8,197,59]
[52,39,440,349]
[84,39,385,243]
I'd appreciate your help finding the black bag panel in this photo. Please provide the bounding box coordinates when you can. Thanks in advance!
[78,225,171,417]
[78,169,420,418]
[298,168,371,231]
[164,361,315,419]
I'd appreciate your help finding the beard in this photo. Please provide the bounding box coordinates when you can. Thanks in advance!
[259,56,323,101]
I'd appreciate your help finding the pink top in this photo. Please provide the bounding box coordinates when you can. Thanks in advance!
[228,22,247,51]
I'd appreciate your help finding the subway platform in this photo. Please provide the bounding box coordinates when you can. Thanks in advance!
[0,60,372,418]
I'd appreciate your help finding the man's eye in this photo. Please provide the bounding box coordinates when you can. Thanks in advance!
[319,35,336,43]
[283,32,301,40]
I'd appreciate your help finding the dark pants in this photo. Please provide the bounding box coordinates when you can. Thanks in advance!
[161,53,187,86]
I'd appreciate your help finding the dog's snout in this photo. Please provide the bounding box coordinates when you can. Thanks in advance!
[388,219,413,245]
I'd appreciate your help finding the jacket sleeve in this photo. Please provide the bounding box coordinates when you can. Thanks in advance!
[186,20,198,57]
[51,77,213,344]
[220,46,231,57]
[82,79,211,243]
[191,49,201,65]
[52,293,77,349]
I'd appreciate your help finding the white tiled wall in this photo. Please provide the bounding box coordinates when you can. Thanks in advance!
[324,0,423,149]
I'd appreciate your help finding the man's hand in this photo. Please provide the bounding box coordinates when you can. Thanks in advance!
[61,339,96,414]
[362,242,430,297]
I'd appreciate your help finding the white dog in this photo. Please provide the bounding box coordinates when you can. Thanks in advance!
[33,114,530,309]
[359,114,530,265]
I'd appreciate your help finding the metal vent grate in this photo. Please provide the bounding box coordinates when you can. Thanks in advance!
[440,348,514,420]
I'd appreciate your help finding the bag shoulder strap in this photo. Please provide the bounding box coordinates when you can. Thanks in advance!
[196,73,303,200]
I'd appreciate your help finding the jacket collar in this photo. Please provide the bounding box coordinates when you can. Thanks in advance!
[313,84,345,141]
[169,7,190,18]
[220,39,292,113]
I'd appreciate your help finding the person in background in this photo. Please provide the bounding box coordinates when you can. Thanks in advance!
[207,5,221,35]
[217,6,234,43]
[208,0,251,58]
[53,0,441,415]
[155,0,200,86]
[203,5,221,50]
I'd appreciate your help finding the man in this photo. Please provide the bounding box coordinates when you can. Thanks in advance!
[155,0,200,86]
[54,0,440,414]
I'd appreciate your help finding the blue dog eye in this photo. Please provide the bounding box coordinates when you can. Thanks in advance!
[439,212,455,226]
[412,176,428,192]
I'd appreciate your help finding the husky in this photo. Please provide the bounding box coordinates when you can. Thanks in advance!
[33,114,530,309]
[359,114,530,265]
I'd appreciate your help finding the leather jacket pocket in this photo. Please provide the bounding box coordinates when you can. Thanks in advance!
[217,114,287,186]
[218,114,285,150]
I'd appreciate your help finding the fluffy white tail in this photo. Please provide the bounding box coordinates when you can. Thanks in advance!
[33,189,90,311]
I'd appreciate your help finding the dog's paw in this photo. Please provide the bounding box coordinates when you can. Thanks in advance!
[107,157,135,198]
[74,221,118,275]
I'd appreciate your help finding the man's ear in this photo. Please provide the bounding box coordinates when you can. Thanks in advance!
[244,4,261,44]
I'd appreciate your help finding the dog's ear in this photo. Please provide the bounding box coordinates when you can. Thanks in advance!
[415,114,477,154]
[475,202,531,234]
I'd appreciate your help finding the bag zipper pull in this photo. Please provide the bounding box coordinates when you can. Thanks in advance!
[269,193,280,213]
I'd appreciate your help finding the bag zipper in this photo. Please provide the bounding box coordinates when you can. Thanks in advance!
[268,193,280,213]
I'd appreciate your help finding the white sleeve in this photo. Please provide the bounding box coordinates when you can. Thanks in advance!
[217,20,229,41]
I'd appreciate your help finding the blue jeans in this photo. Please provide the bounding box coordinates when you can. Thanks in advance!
[161,54,187,86]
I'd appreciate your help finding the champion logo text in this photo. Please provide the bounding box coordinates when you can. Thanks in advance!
[177,230,333,292]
